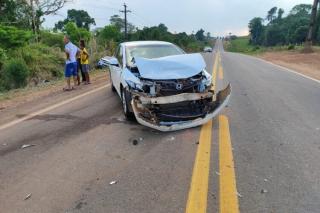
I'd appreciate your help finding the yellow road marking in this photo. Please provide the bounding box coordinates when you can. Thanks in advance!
[219,65,224,80]
[186,120,213,213]
[211,52,219,91]
[0,84,110,131]
[219,115,240,213]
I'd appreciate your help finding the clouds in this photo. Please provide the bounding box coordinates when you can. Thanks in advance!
[43,0,312,36]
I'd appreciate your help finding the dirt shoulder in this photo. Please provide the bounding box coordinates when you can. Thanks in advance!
[259,51,320,81]
[0,69,110,125]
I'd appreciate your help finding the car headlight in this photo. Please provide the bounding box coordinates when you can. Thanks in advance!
[126,80,143,91]
[202,70,212,87]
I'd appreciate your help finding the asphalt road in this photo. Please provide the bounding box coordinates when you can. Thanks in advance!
[0,40,319,213]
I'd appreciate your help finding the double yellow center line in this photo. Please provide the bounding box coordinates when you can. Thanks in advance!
[186,51,239,213]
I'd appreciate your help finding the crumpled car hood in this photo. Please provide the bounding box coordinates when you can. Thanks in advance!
[134,53,206,80]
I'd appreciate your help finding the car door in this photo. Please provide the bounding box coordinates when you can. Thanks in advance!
[110,45,123,96]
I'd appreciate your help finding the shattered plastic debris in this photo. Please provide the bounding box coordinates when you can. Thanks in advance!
[24,193,32,200]
[261,189,268,194]
[236,192,243,198]
[109,180,117,185]
[21,144,36,149]
[132,139,138,146]
[117,117,125,122]
[167,136,175,141]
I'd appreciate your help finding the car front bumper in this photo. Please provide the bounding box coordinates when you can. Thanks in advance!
[131,84,231,131]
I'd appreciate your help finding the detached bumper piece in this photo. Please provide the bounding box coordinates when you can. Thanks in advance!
[131,84,231,131]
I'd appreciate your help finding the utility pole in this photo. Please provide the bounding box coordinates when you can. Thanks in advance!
[304,0,319,52]
[120,3,131,40]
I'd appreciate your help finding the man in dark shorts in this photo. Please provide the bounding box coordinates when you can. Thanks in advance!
[63,35,80,91]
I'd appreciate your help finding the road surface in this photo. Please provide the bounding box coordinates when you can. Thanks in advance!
[0,40,319,213]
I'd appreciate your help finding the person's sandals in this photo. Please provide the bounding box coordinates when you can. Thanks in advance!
[63,87,74,92]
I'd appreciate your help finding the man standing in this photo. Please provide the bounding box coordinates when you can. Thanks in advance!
[63,35,80,91]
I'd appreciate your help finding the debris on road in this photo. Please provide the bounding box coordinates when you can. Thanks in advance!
[264,178,269,182]
[261,189,268,194]
[167,136,175,141]
[24,193,32,200]
[21,144,36,149]
[109,180,117,185]
[215,171,220,176]
[195,141,199,145]
[2,143,7,146]
[117,117,125,122]
[132,139,138,146]
[237,191,243,198]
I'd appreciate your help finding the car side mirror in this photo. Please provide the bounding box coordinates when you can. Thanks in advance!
[109,57,119,67]
[103,56,119,67]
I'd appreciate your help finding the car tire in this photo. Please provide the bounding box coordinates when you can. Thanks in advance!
[121,88,134,120]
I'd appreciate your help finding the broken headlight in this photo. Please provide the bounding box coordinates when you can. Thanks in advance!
[126,80,143,91]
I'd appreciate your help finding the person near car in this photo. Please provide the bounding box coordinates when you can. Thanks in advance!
[80,39,90,84]
[63,35,80,91]
[77,53,85,85]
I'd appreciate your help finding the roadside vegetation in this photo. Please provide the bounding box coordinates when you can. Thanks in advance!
[225,4,320,54]
[0,0,213,94]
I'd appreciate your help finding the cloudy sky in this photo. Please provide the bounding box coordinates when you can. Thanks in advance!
[43,0,312,36]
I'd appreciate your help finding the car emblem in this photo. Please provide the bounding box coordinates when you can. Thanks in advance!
[176,83,183,90]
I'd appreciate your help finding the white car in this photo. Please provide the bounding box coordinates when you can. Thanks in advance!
[106,41,230,131]
[203,46,213,52]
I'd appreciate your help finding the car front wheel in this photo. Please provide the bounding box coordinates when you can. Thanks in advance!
[121,88,134,119]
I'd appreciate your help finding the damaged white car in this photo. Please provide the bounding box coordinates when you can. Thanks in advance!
[106,41,231,131]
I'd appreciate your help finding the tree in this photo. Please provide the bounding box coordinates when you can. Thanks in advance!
[265,24,286,46]
[278,8,284,19]
[64,22,90,43]
[0,25,32,49]
[109,14,135,33]
[248,17,264,45]
[290,4,312,16]
[195,29,205,41]
[54,9,95,31]
[0,0,32,29]
[305,0,319,51]
[99,25,122,43]
[266,7,277,22]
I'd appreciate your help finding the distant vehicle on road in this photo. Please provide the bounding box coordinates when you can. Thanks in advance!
[105,41,230,131]
[203,46,213,52]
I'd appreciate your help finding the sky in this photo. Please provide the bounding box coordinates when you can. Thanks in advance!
[43,0,313,36]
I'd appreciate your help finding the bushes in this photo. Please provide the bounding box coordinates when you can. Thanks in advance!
[0,25,32,49]
[40,31,64,49]
[11,43,65,82]
[0,59,29,90]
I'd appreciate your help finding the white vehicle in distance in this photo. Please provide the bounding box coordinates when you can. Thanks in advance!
[203,46,213,52]
[105,41,230,131]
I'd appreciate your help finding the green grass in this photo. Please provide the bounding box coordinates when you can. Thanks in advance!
[224,36,264,55]
[224,36,320,55]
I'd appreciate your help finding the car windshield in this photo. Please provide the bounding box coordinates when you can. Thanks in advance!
[126,44,184,67]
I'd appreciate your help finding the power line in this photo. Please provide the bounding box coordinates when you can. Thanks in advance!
[130,11,152,26]
[120,3,131,40]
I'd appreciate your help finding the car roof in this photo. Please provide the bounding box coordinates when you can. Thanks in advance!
[122,41,174,47]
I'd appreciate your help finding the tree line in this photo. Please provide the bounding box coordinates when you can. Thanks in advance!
[0,0,212,92]
[248,4,320,46]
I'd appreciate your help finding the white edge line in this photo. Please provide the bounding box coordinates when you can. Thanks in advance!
[0,84,110,131]
[227,52,320,84]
